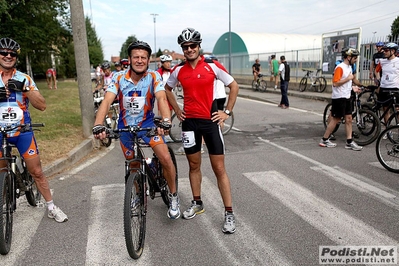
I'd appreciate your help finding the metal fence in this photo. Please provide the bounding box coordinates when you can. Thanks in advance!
[215,36,398,84]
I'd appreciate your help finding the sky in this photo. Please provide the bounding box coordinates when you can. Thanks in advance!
[82,0,398,61]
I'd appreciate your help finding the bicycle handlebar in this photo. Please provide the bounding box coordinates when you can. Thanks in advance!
[107,117,171,139]
[0,123,44,134]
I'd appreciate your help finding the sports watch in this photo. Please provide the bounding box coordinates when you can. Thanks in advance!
[224,109,231,116]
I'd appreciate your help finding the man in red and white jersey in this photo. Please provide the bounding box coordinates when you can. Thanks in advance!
[45,67,57,89]
[165,27,239,234]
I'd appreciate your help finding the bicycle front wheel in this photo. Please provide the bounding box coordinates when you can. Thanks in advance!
[124,172,146,259]
[0,172,13,255]
[24,170,41,207]
[160,147,178,206]
[259,80,267,92]
[376,125,399,173]
[222,112,234,135]
[299,77,307,92]
[169,113,182,143]
[352,109,381,146]
[318,77,327,93]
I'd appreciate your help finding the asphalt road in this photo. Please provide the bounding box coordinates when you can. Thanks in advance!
[1,87,399,266]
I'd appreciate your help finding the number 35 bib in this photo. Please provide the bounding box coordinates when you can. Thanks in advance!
[123,96,145,117]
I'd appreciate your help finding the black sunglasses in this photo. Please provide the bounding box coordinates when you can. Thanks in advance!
[0,50,18,58]
[181,43,198,50]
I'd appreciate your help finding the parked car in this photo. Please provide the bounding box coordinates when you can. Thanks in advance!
[90,68,96,81]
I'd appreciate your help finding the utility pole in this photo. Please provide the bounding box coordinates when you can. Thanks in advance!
[150,13,159,58]
[70,0,94,138]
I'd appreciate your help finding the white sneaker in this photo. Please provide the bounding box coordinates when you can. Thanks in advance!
[345,141,363,151]
[167,193,181,219]
[48,206,68,223]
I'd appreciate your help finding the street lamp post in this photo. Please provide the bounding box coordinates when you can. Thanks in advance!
[150,13,158,59]
[228,0,232,73]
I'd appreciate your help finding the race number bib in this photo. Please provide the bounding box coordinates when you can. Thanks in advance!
[182,131,196,148]
[123,96,145,117]
[0,106,23,124]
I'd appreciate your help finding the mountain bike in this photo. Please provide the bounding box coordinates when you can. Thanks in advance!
[0,123,43,255]
[322,85,381,146]
[169,95,234,142]
[251,73,268,92]
[376,124,399,173]
[108,118,178,259]
[299,69,327,93]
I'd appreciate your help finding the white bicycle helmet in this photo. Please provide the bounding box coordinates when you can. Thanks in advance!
[160,55,173,62]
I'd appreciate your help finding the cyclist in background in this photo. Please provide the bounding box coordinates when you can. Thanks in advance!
[252,58,261,82]
[113,61,122,74]
[92,41,180,219]
[319,47,363,151]
[96,62,113,92]
[0,38,68,222]
[370,41,385,85]
[375,42,399,126]
[157,54,174,142]
[164,28,239,234]
[120,58,129,70]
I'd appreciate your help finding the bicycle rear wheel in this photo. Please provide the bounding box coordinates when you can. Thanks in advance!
[222,112,234,135]
[160,147,178,206]
[124,172,146,259]
[352,109,381,146]
[169,113,182,143]
[322,103,340,134]
[24,170,41,207]
[259,80,267,92]
[318,77,327,93]
[299,77,307,92]
[0,172,13,255]
[376,125,399,173]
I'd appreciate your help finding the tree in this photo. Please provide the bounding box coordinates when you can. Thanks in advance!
[156,48,163,58]
[389,16,399,42]
[85,16,103,67]
[0,0,72,77]
[119,35,138,59]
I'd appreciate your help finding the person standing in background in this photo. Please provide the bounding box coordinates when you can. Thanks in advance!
[278,55,290,109]
[45,67,57,90]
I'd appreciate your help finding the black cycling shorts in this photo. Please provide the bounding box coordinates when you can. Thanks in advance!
[331,98,352,118]
[182,118,224,155]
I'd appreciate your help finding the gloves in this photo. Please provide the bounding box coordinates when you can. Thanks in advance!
[92,124,106,135]
[7,78,27,92]
[0,87,7,100]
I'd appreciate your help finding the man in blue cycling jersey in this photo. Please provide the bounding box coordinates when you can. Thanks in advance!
[92,41,180,219]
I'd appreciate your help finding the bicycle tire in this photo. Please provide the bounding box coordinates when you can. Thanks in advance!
[318,77,327,93]
[322,103,340,133]
[313,78,322,92]
[251,80,258,91]
[259,80,267,92]
[124,172,146,259]
[299,77,307,92]
[386,112,399,128]
[376,125,399,173]
[0,172,13,255]
[24,170,41,207]
[222,112,234,135]
[352,109,381,146]
[160,147,178,206]
[169,113,182,143]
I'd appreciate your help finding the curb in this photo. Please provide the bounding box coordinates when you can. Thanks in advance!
[43,137,94,177]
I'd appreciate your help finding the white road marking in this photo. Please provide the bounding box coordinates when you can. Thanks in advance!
[244,170,398,246]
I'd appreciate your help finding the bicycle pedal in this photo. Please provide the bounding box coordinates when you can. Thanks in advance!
[36,201,45,208]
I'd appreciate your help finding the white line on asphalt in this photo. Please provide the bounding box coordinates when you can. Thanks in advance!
[239,97,323,116]
[244,170,398,246]
[179,178,294,266]
[0,199,44,266]
[85,183,152,265]
[258,137,399,209]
